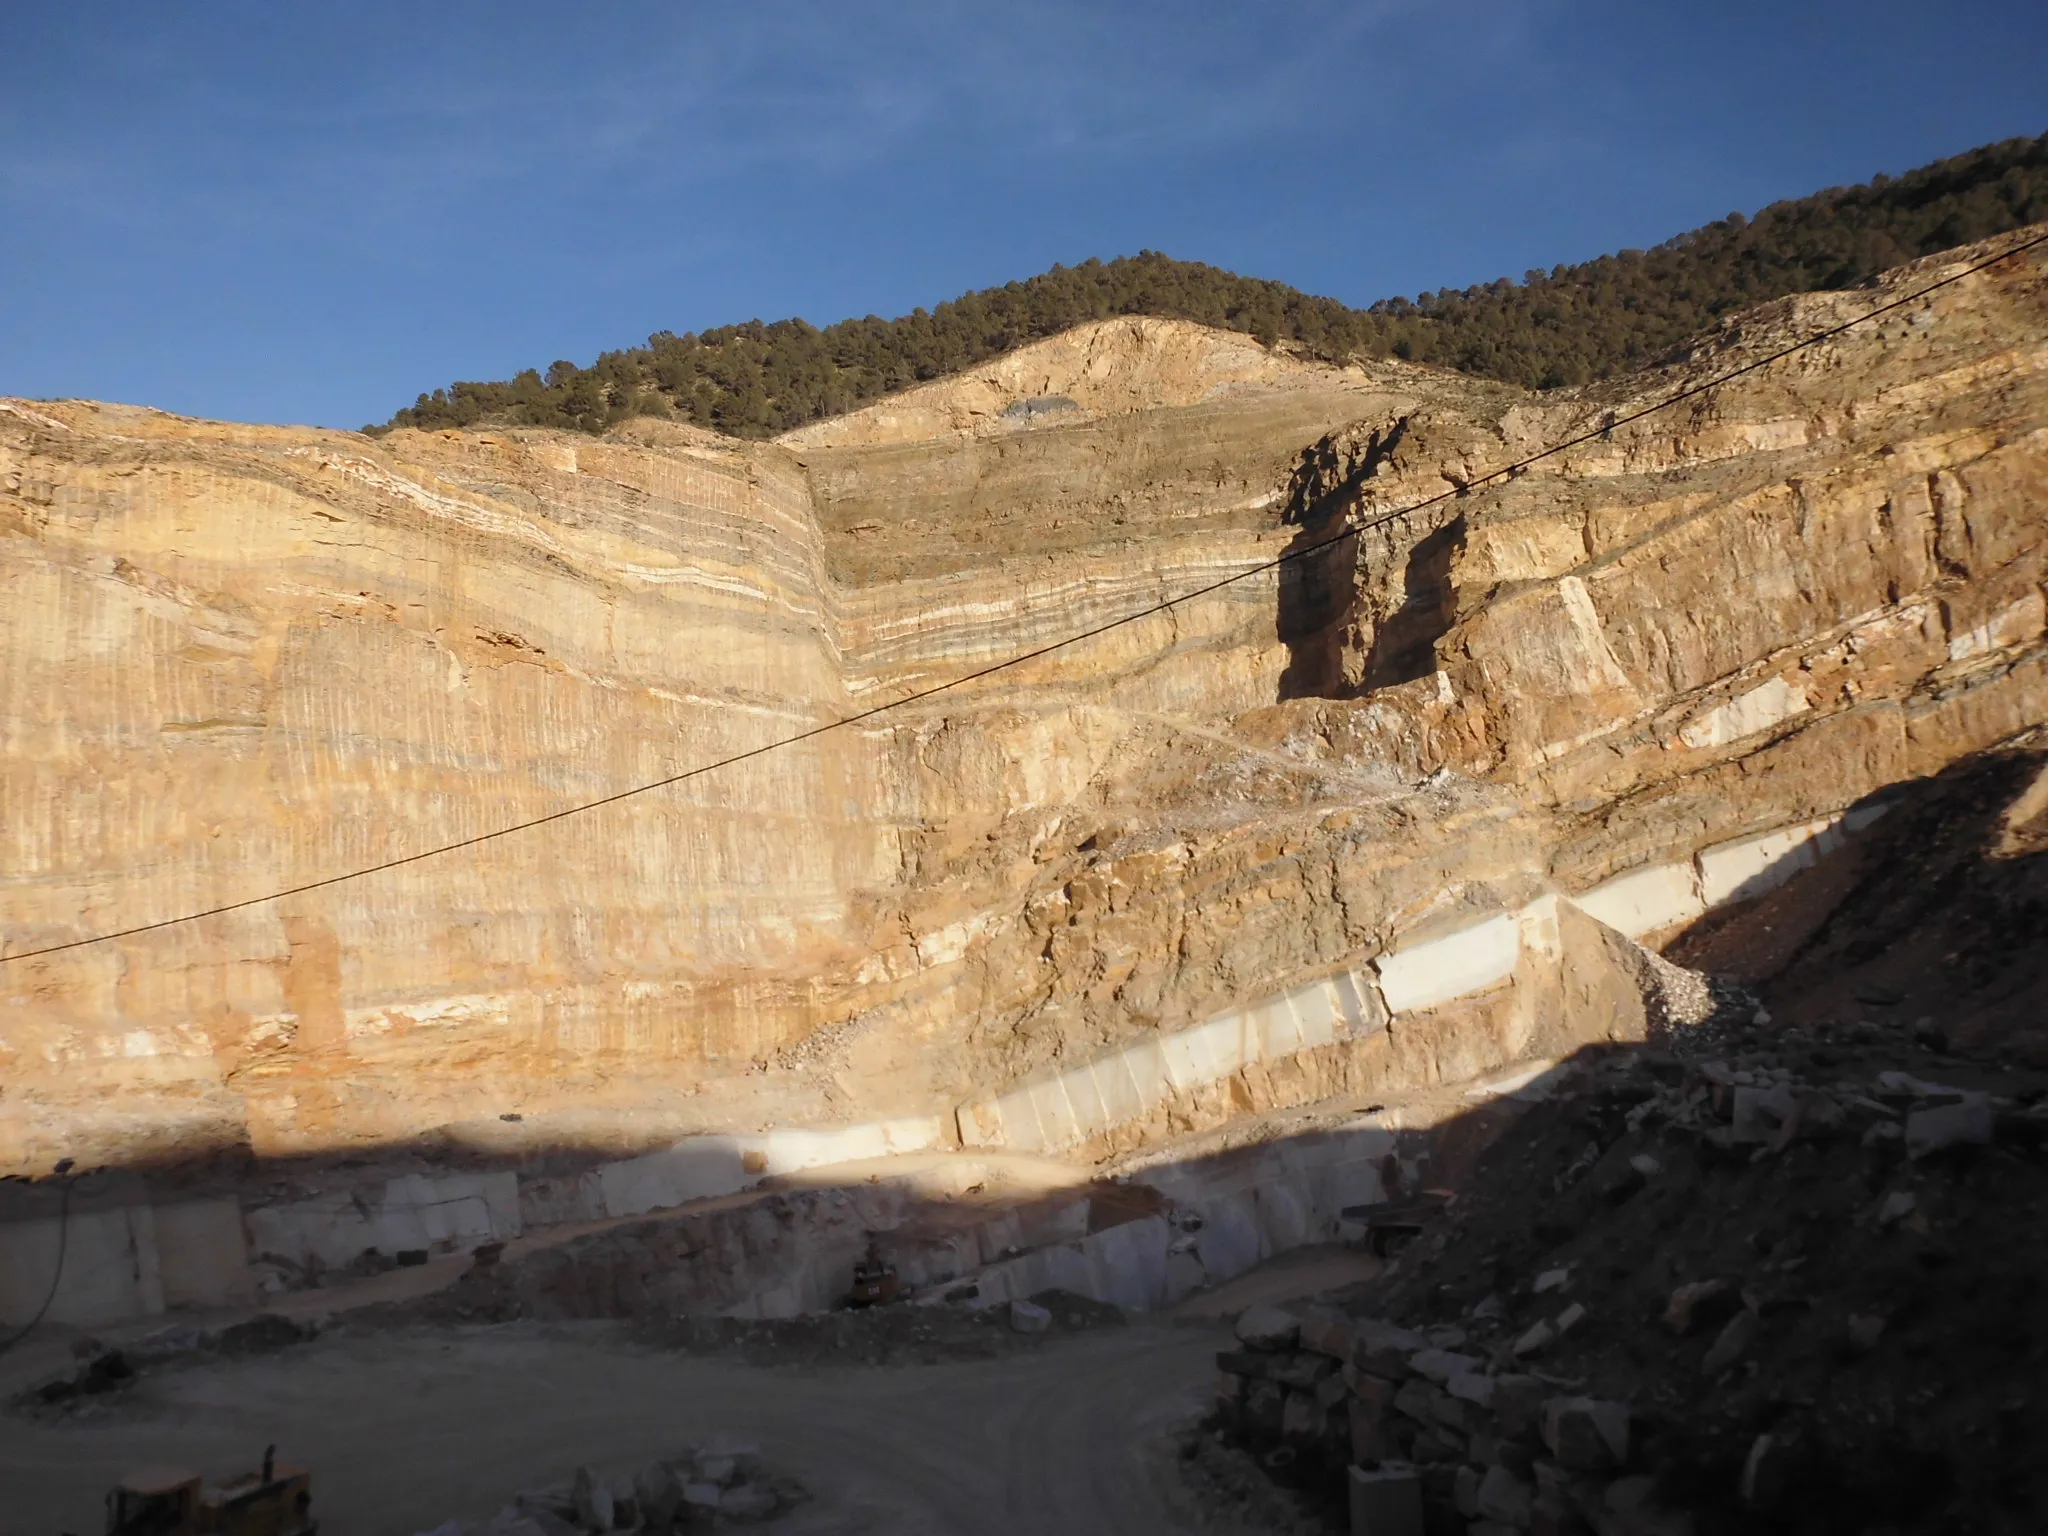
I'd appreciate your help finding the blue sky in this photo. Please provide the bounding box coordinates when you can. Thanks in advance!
[4,2,2043,431]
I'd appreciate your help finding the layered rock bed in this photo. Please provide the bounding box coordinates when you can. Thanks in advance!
[3,231,2043,1190]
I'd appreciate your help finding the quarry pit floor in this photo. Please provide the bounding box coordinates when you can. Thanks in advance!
[1,1247,1369,1536]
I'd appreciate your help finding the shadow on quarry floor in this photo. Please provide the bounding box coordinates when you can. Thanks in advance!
[10,1015,2046,1536]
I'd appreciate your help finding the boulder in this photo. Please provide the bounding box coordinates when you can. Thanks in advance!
[1445,1371,1496,1409]
[1490,1375,1548,1443]
[570,1468,613,1532]
[1295,1304,1356,1360]
[1701,1309,1759,1376]
[1281,1389,1327,1443]
[1244,1379,1286,1437]
[1731,1084,1800,1144]
[1541,1397,1630,1471]
[1234,1303,1300,1351]
[1906,1098,1994,1157]
[1662,1279,1736,1336]
[1392,1379,1440,1425]
[1475,1464,1534,1525]
[1348,1394,1408,1463]
[681,1482,724,1512]
[632,1465,682,1528]
[1875,1190,1918,1226]
[1407,1347,1479,1383]
[1272,1352,1338,1390]
[720,1483,779,1520]
[1454,1463,1483,1517]
[1351,1318,1428,1377]
[698,1434,762,1477]
[1740,1430,1810,1513]
[1009,1298,1052,1334]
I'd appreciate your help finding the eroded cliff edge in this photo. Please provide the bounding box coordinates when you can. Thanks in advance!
[1,240,2043,1178]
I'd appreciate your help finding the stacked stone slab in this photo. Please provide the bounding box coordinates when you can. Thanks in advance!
[1213,1303,1680,1536]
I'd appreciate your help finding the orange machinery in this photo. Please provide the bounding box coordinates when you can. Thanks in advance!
[105,1447,314,1536]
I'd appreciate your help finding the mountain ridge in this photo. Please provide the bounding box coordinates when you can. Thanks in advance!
[374,132,2048,439]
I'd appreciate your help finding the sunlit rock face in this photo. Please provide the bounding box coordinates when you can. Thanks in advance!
[2,242,2043,1178]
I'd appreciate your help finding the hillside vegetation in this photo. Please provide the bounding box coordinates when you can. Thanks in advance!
[374,132,2048,439]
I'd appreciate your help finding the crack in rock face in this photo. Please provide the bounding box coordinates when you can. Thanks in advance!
[0,231,2044,1190]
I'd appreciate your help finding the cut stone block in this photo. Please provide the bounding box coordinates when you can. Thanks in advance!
[1678,675,1809,750]
[1475,1465,1533,1525]
[1289,977,1341,1048]
[1163,1248,1207,1304]
[1571,861,1706,939]
[1058,1063,1111,1140]
[1348,1462,1425,1536]
[1907,1098,1994,1157]
[1352,1318,1428,1378]
[1192,1193,1266,1282]
[1341,968,1392,1037]
[1255,1182,1311,1252]
[1256,995,1307,1060]
[1696,819,1830,907]
[1120,1038,1172,1116]
[597,1138,751,1218]
[1541,1396,1630,1471]
[1083,1215,1169,1311]
[1374,913,1520,1014]
[1157,1024,1219,1092]
[1028,1074,1083,1148]
[1089,1052,1146,1128]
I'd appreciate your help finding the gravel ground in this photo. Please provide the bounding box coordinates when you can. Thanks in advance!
[1,1316,1233,1536]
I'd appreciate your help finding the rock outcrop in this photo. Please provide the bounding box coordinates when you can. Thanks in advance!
[1,233,2043,1179]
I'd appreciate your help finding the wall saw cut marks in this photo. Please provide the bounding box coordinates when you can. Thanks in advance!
[1570,802,1893,942]
[0,816,1889,1331]
[0,231,2044,1185]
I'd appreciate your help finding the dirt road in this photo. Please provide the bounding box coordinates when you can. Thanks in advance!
[0,1318,1230,1535]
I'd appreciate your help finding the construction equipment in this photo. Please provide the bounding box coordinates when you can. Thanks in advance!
[105,1446,315,1536]
[843,1238,902,1308]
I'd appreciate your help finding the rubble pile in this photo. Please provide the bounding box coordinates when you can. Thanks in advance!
[411,1438,807,1535]
[626,1283,1126,1368]
[14,1311,318,1416]
[1212,998,2048,1534]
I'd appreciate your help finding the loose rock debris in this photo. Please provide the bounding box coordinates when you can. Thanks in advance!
[408,1437,807,1534]
[1209,993,2048,1534]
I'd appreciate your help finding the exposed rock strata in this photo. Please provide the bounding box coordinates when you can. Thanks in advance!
[1,236,2043,1179]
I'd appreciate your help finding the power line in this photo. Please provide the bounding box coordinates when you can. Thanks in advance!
[4,229,2044,967]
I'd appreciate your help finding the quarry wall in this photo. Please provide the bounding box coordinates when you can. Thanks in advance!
[1,237,2044,1200]
[0,823,1874,1331]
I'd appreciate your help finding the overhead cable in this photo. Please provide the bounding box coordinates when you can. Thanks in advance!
[3,228,2043,966]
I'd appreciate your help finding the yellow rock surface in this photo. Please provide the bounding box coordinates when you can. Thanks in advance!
[1,236,2043,1176]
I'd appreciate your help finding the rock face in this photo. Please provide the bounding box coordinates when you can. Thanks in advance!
[1,236,2043,1178]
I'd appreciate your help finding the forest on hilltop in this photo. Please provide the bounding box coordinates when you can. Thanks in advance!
[374,132,2048,440]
